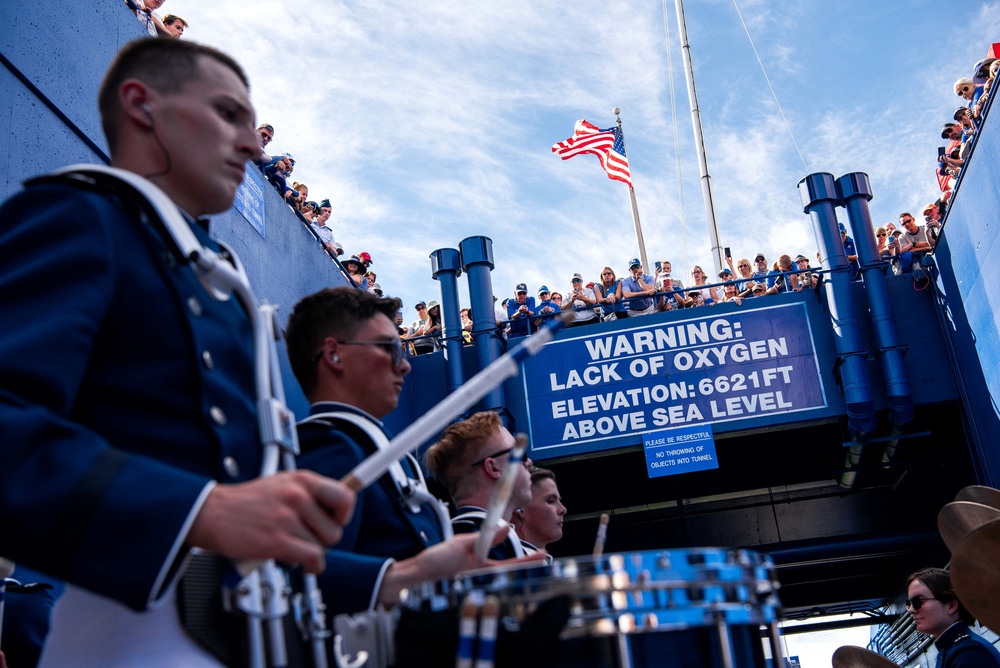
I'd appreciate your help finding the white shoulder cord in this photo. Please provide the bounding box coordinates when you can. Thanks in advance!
[301,411,453,540]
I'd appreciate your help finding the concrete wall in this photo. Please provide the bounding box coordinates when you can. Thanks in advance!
[0,1,350,416]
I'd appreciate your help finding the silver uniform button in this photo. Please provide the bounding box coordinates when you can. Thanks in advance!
[202,350,214,369]
[210,405,227,425]
[223,456,240,478]
[187,297,203,317]
[419,531,428,542]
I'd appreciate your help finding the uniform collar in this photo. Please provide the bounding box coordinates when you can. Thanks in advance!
[935,621,970,651]
[308,401,383,428]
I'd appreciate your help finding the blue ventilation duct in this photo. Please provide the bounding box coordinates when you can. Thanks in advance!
[458,236,505,414]
[430,248,465,395]
[836,173,914,428]
[798,173,876,437]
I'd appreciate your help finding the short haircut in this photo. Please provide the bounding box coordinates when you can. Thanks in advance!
[529,466,556,487]
[285,287,402,396]
[424,411,503,497]
[98,38,248,153]
[778,254,792,268]
[906,567,973,625]
[162,14,188,27]
[899,212,914,222]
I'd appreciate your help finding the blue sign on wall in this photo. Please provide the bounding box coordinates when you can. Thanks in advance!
[644,424,718,478]
[234,166,266,237]
[523,303,826,459]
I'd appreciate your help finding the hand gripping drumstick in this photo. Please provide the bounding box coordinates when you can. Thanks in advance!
[474,436,528,561]
[592,513,610,557]
[341,312,571,493]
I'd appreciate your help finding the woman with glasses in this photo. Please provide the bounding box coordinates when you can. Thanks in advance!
[905,567,1000,667]
[688,265,719,305]
[595,266,628,321]
[726,256,755,296]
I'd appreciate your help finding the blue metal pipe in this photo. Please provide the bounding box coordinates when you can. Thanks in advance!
[836,173,914,428]
[798,173,876,437]
[430,248,465,396]
[459,236,505,414]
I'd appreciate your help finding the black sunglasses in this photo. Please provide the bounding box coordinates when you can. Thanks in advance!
[312,338,406,367]
[904,596,936,611]
[469,447,531,469]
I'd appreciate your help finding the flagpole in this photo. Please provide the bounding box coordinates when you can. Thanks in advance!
[673,0,723,275]
[614,108,649,271]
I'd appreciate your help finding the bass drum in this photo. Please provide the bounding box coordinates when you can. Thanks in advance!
[396,548,783,668]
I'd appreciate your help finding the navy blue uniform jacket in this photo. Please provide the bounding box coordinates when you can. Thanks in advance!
[0,180,259,611]
[296,403,445,615]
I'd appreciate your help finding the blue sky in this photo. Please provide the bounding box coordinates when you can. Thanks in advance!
[169,0,1000,315]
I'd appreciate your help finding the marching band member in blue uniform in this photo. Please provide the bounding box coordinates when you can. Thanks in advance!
[424,412,535,560]
[0,38,354,666]
[906,568,1000,668]
[286,287,511,619]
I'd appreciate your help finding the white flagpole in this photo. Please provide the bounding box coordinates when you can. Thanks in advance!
[614,108,649,270]
[673,0,723,275]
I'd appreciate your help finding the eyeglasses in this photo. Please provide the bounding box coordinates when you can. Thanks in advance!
[469,447,532,469]
[902,219,915,225]
[877,232,887,237]
[905,596,937,611]
[340,339,406,367]
[738,263,750,269]
[572,279,582,283]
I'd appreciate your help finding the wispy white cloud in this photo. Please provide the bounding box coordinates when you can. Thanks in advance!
[169,0,1000,308]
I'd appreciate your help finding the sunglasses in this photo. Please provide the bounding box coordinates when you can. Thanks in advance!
[904,596,937,611]
[572,279,582,283]
[469,447,532,469]
[877,232,887,237]
[738,264,750,269]
[340,338,406,367]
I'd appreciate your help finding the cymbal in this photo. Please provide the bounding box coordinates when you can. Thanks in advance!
[937,501,1000,553]
[831,646,898,668]
[952,517,1000,633]
[955,485,1000,510]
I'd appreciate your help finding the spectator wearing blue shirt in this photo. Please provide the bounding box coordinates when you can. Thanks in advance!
[533,286,560,327]
[506,283,537,337]
[621,258,656,316]
[765,255,797,294]
[750,252,778,290]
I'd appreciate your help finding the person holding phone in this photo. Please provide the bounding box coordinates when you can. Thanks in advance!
[562,273,599,327]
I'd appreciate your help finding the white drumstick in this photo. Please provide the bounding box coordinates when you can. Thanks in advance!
[592,513,610,557]
[342,313,570,492]
[474,436,528,561]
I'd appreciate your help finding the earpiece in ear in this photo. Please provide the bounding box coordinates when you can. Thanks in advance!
[331,354,340,363]
[141,103,153,120]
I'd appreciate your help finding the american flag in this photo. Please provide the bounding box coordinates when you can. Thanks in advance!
[551,120,632,188]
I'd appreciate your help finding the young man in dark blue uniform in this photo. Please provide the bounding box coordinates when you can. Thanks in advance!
[0,38,354,665]
[906,567,1000,667]
[424,412,535,560]
[286,287,503,617]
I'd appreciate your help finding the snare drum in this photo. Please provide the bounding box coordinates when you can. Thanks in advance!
[396,548,783,668]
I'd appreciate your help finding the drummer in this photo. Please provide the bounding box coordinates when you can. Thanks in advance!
[905,567,1000,666]
[286,287,509,617]
[424,412,534,559]
[512,467,567,556]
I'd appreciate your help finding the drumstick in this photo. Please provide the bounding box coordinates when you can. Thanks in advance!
[0,558,13,655]
[473,595,500,668]
[455,597,479,668]
[474,436,528,561]
[342,312,571,492]
[592,513,610,557]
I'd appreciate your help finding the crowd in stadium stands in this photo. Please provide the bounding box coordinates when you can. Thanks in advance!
[125,3,995,356]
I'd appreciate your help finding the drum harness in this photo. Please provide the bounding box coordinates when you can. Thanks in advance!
[29,164,332,668]
[299,410,456,668]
